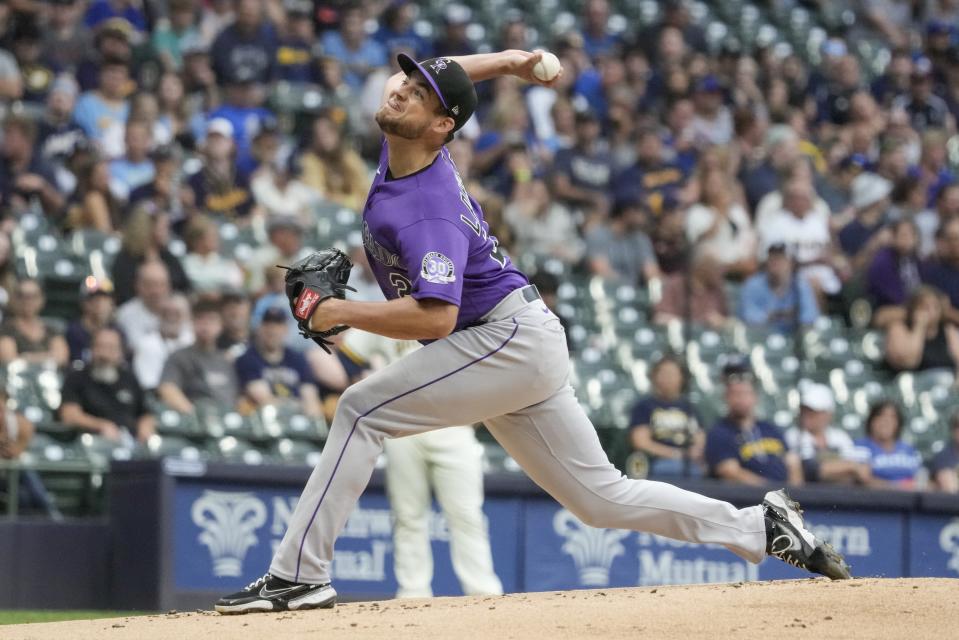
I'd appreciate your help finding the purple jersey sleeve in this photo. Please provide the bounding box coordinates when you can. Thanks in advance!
[396,218,469,306]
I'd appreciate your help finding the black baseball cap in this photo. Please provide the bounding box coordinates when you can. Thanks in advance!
[397,54,477,133]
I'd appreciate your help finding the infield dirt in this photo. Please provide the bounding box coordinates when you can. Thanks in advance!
[2,578,955,640]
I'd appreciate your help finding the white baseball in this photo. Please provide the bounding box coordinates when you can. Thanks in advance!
[532,51,562,82]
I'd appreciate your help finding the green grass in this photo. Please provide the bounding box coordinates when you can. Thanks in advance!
[0,611,147,625]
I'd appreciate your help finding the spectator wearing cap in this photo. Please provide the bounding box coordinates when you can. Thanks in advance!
[35,75,87,190]
[685,167,757,278]
[432,4,477,58]
[131,293,194,390]
[74,18,134,92]
[182,215,245,294]
[0,115,65,218]
[204,75,277,174]
[628,354,703,478]
[550,109,613,223]
[108,119,155,200]
[739,242,820,334]
[40,0,94,76]
[158,298,240,413]
[60,327,154,444]
[922,217,959,321]
[111,208,191,304]
[275,0,318,84]
[892,57,955,133]
[930,410,959,493]
[838,172,894,271]
[66,278,118,364]
[73,57,131,157]
[320,5,388,90]
[784,383,872,485]
[0,279,69,368]
[585,198,660,285]
[185,118,255,220]
[10,18,56,104]
[868,219,924,328]
[375,1,432,61]
[152,0,202,72]
[853,401,922,489]
[689,75,732,146]
[235,307,322,417]
[298,112,371,211]
[884,285,959,372]
[705,361,803,486]
[210,0,276,86]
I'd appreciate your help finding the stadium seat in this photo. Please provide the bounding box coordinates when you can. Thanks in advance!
[212,436,267,465]
[270,438,322,467]
[259,404,328,442]
[145,434,206,461]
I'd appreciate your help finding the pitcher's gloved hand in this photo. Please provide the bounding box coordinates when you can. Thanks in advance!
[279,248,355,353]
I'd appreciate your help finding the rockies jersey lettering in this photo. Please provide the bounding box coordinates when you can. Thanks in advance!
[361,141,528,332]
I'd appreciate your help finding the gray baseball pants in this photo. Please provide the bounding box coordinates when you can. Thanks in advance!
[269,287,767,585]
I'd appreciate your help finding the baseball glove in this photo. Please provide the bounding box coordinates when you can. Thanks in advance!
[279,248,355,353]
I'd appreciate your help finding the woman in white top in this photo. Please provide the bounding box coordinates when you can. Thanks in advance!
[685,168,757,278]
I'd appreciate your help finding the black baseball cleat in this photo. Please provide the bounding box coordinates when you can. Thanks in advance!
[763,489,852,580]
[215,573,337,614]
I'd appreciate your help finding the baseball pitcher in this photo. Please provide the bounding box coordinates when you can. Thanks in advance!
[216,50,850,614]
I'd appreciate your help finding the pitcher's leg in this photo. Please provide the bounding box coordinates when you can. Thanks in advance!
[385,436,435,598]
[485,384,767,563]
[270,317,552,584]
[428,427,503,596]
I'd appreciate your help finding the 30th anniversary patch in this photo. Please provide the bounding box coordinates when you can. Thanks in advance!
[421,251,456,284]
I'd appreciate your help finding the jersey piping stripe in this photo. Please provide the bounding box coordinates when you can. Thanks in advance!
[293,318,521,582]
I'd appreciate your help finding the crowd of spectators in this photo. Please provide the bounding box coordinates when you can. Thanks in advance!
[1,0,959,513]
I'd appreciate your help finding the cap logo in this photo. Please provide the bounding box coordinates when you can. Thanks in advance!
[429,58,449,73]
[451,105,460,115]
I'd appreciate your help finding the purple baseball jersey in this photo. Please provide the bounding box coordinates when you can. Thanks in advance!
[361,141,528,332]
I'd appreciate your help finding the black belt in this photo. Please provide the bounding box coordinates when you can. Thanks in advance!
[520,284,541,303]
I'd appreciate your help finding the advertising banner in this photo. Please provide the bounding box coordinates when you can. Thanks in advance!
[173,482,522,596]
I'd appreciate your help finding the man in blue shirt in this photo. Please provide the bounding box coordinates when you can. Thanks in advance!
[739,243,820,334]
[320,6,388,90]
[705,360,803,485]
[235,308,322,418]
[211,0,277,86]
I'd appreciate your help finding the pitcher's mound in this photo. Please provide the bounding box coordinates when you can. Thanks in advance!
[4,578,957,640]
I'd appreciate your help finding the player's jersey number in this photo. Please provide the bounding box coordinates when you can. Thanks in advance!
[390,273,412,297]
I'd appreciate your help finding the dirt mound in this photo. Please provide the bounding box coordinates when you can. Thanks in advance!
[3,578,956,640]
